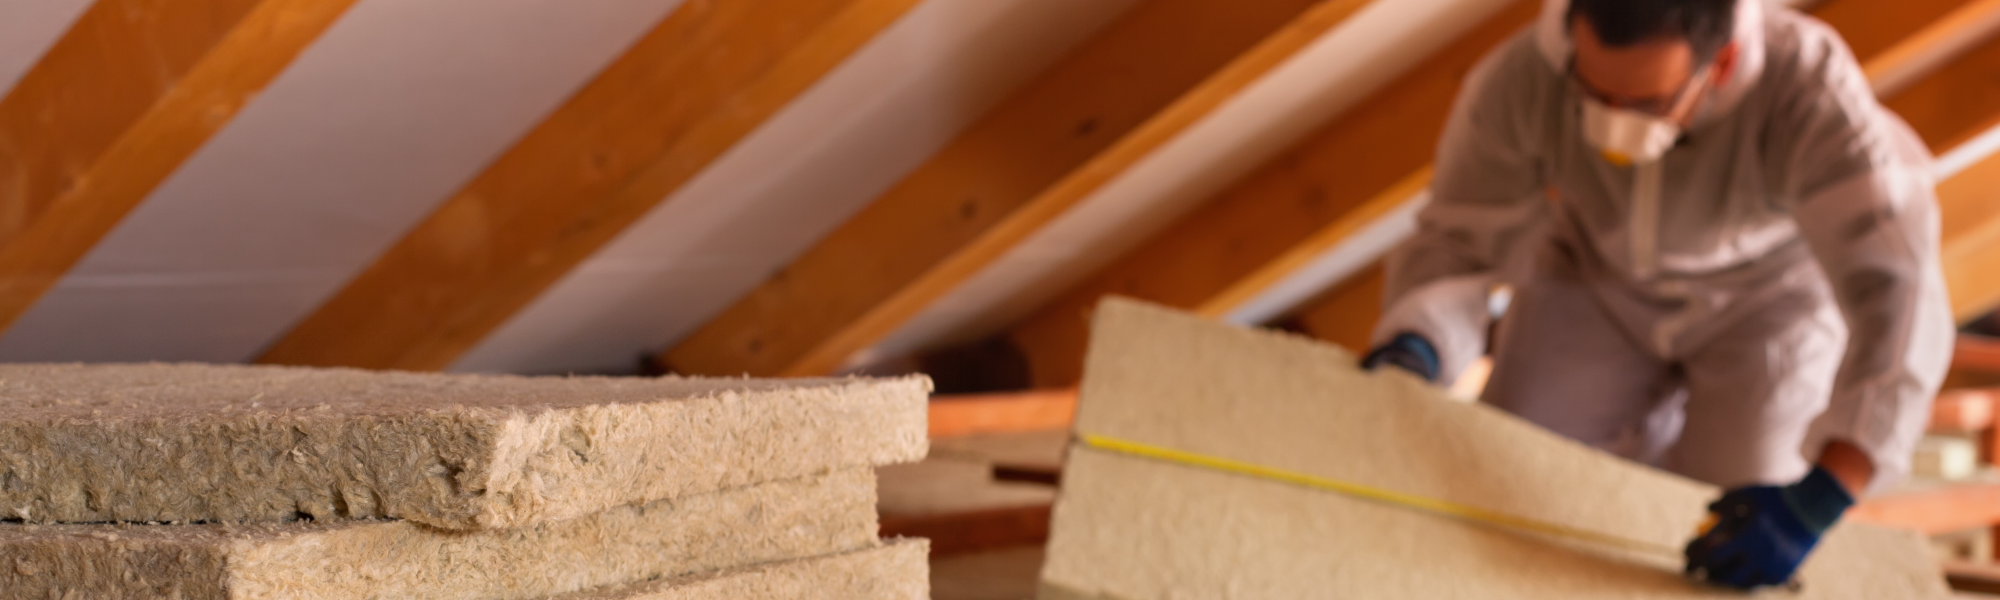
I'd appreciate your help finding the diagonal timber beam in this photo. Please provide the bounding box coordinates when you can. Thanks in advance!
[1892,0,2000,320]
[660,0,1383,377]
[257,0,923,370]
[1008,0,1995,386]
[1278,263,1386,352]
[1937,155,2000,320]
[0,0,359,334]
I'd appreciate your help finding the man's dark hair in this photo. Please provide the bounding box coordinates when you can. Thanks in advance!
[1568,0,1737,64]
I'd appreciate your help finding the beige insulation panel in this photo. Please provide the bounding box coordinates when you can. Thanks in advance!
[1,469,879,600]
[1039,298,1950,599]
[552,539,930,600]
[0,363,928,529]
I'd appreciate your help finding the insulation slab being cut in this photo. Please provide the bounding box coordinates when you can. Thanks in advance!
[0,363,927,529]
[1039,298,1950,599]
[551,539,929,600]
[1,469,878,600]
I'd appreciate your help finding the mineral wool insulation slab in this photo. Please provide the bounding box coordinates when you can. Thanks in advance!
[0,363,927,529]
[2,469,878,600]
[550,539,930,600]
[1039,298,1950,599]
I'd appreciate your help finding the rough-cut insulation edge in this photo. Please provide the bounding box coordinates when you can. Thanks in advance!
[1,469,883,600]
[475,376,931,528]
[549,538,931,600]
[1,371,929,530]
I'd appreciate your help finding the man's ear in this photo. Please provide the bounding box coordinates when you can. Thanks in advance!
[1711,41,1740,82]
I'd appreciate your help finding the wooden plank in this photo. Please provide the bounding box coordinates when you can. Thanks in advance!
[878,504,1052,557]
[1959,336,2000,374]
[1852,479,2000,534]
[1216,0,2000,360]
[255,0,921,370]
[661,0,1381,377]
[1280,262,1386,352]
[929,388,1078,439]
[1816,0,1976,63]
[1934,388,1999,432]
[1942,560,2000,596]
[1881,0,2000,151]
[1861,0,2000,96]
[1007,0,1542,387]
[990,463,1062,486]
[0,0,359,333]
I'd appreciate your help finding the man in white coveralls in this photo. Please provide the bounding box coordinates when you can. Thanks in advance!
[1360,0,1954,588]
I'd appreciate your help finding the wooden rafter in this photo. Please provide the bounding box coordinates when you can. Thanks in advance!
[1851,480,2000,534]
[1023,0,1988,383]
[257,0,922,370]
[1280,263,1386,352]
[661,0,1383,377]
[1938,147,2000,319]
[929,388,1078,439]
[0,0,358,334]
[877,504,1052,556]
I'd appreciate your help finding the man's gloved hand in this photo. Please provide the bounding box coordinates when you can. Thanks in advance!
[1360,332,1440,382]
[1684,467,1855,589]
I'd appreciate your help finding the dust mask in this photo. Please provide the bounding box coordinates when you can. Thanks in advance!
[1581,97,1680,166]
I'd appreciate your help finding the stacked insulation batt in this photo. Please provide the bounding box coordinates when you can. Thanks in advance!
[0,363,931,599]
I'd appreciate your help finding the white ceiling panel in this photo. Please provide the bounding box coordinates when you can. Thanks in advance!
[452,0,1143,375]
[0,0,688,363]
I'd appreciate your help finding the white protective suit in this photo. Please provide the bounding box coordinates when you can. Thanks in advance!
[1374,0,1955,493]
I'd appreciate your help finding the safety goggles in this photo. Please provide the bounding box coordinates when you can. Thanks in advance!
[1564,58,1713,118]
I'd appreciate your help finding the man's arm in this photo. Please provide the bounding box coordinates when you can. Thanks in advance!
[1788,110,1955,495]
[1370,34,1550,384]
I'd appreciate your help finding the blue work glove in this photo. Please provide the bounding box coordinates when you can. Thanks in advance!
[1683,467,1855,590]
[1360,332,1440,382]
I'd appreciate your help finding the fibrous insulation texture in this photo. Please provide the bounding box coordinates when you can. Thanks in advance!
[1,469,879,600]
[0,363,927,529]
[1038,298,1950,599]
[551,539,929,600]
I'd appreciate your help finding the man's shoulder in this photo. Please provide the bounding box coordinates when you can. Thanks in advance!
[1758,7,1872,104]
[1462,28,1562,108]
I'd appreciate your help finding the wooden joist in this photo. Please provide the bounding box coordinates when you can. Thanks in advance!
[1268,0,2000,357]
[661,0,1381,377]
[1959,336,2000,374]
[256,0,922,370]
[0,0,359,333]
[877,504,1052,557]
[1933,388,1999,432]
[1939,159,2000,319]
[1942,560,2000,596]
[1852,479,2000,534]
[1277,261,1386,352]
[929,388,1078,439]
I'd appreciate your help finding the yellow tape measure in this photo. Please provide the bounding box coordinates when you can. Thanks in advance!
[1078,433,1682,558]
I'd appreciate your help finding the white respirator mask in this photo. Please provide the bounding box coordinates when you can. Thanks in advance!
[1581,97,1681,166]
[1577,64,1712,167]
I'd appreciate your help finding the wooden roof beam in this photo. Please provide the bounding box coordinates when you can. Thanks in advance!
[660,0,1384,377]
[0,0,359,334]
[257,0,923,370]
[1002,0,1991,386]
